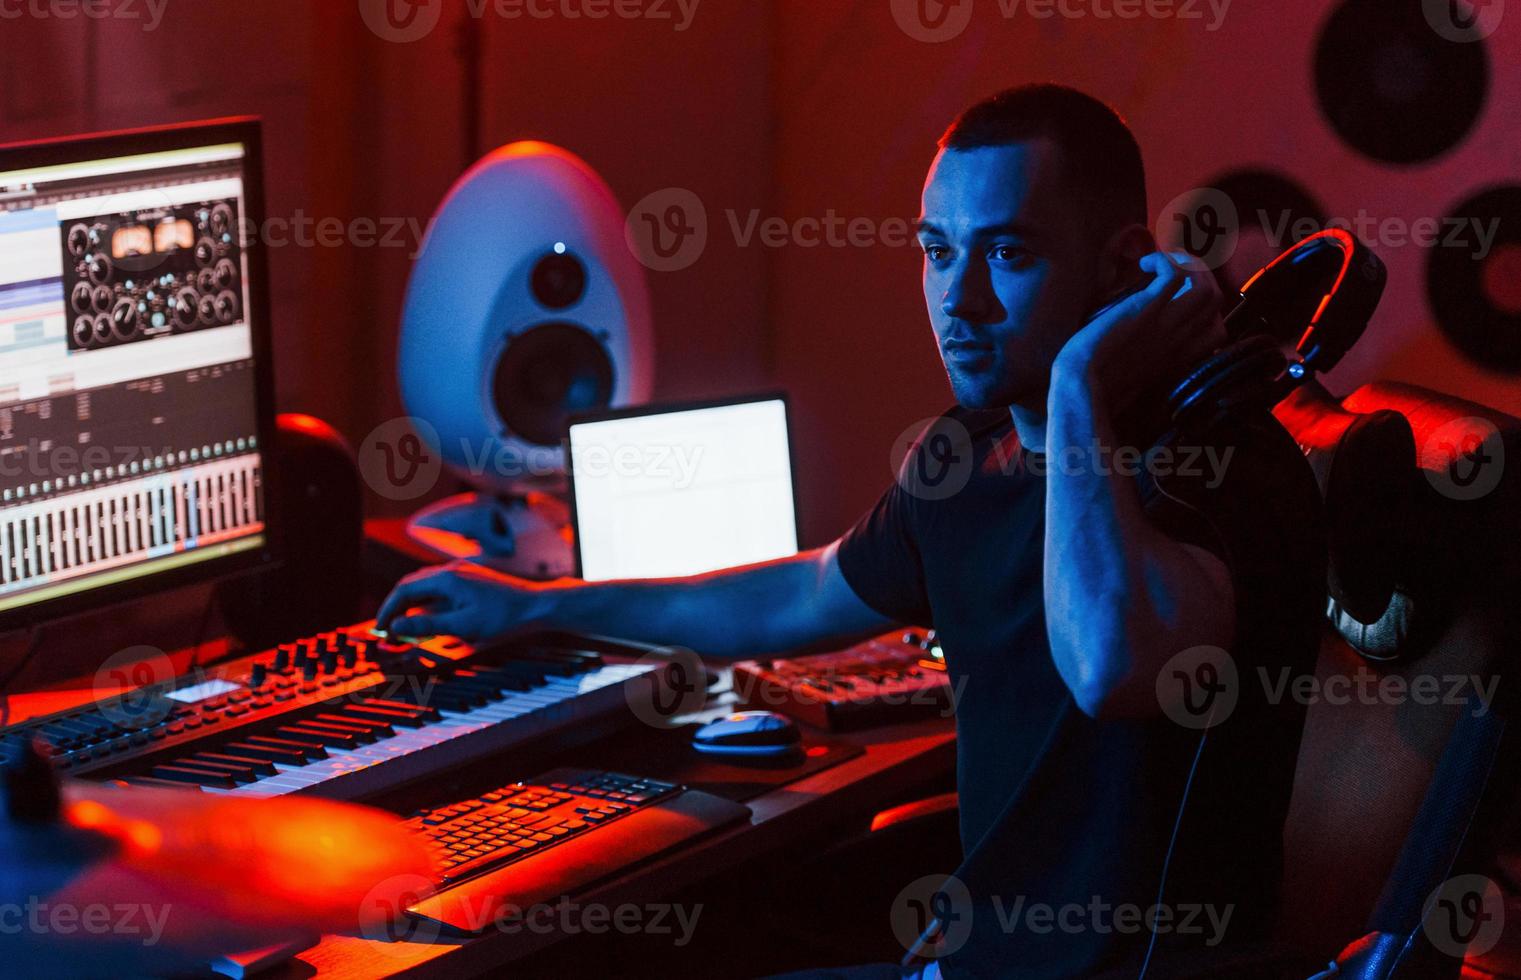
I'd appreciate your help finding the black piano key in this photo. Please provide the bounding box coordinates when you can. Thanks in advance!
[150,764,238,789]
[179,758,259,783]
[314,713,395,738]
[223,740,310,764]
[465,668,535,693]
[195,752,278,776]
[342,704,427,728]
[246,735,329,760]
[358,696,442,722]
[121,775,204,790]
[278,726,358,749]
[484,661,551,686]
[294,719,377,744]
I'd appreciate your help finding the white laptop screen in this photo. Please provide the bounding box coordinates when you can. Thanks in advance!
[568,398,799,582]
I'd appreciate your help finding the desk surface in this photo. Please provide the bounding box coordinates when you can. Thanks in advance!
[275,712,956,979]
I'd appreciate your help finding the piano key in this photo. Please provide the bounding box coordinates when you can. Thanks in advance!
[293,719,378,744]
[178,757,259,783]
[223,741,310,764]
[343,704,428,728]
[194,752,278,776]
[278,725,359,749]
[314,713,396,738]
[357,697,442,721]
[246,735,329,760]
[150,764,238,789]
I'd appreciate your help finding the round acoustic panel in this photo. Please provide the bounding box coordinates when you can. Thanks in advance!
[1315,0,1489,165]
[1428,185,1521,373]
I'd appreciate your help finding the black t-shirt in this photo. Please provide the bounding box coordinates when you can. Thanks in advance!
[838,405,1326,978]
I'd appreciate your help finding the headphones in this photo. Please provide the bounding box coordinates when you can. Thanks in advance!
[1166,228,1387,433]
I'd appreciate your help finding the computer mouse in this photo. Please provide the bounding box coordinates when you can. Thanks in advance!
[692,711,802,758]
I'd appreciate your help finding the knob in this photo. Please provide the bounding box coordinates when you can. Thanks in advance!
[302,660,318,683]
[273,644,292,671]
[110,298,139,342]
[70,281,94,314]
[71,315,96,349]
[67,224,90,257]
[210,203,235,238]
[197,294,218,326]
[92,284,114,314]
[214,258,237,290]
[173,289,199,329]
[85,252,113,284]
[249,662,267,688]
[194,238,216,267]
[320,648,337,674]
[215,290,239,324]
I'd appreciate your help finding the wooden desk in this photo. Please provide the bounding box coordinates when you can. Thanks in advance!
[278,714,956,979]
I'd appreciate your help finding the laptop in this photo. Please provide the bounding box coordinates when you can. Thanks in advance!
[566,393,800,582]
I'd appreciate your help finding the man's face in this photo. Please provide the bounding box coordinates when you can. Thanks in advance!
[917,140,1105,411]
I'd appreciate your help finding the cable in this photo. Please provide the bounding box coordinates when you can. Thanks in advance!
[1137,727,1211,980]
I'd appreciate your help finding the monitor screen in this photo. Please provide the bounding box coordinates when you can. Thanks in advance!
[568,396,799,582]
[0,122,274,624]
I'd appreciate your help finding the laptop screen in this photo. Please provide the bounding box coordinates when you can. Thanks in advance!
[568,396,799,582]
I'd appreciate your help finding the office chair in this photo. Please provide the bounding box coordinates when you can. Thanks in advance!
[1272,380,1521,979]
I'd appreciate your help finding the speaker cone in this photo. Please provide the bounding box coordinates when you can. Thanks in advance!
[491,322,615,446]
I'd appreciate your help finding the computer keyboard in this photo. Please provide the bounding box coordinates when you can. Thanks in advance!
[406,769,683,883]
[401,766,752,933]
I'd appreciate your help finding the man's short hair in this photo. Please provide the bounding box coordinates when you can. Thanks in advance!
[940,84,1148,243]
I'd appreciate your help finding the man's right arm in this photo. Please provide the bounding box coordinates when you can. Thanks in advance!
[374,541,895,660]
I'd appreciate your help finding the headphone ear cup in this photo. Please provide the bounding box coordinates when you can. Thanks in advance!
[1168,335,1287,430]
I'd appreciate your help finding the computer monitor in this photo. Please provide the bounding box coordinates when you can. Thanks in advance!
[567,394,799,582]
[0,118,278,631]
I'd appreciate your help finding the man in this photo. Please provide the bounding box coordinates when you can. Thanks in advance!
[378,85,1325,978]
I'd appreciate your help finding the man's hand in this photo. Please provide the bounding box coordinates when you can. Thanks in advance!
[1054,251,1227,414]
[375,561,548,641]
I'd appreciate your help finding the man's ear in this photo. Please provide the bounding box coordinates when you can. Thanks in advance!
[1094,223,1156,296]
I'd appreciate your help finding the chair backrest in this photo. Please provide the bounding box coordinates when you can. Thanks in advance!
[1271,381,1521,968]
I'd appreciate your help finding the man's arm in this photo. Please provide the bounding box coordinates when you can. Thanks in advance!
[374,541,896,660]
[1043,251,1236,720]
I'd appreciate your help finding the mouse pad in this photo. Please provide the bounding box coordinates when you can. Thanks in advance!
[562,723,864,803]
